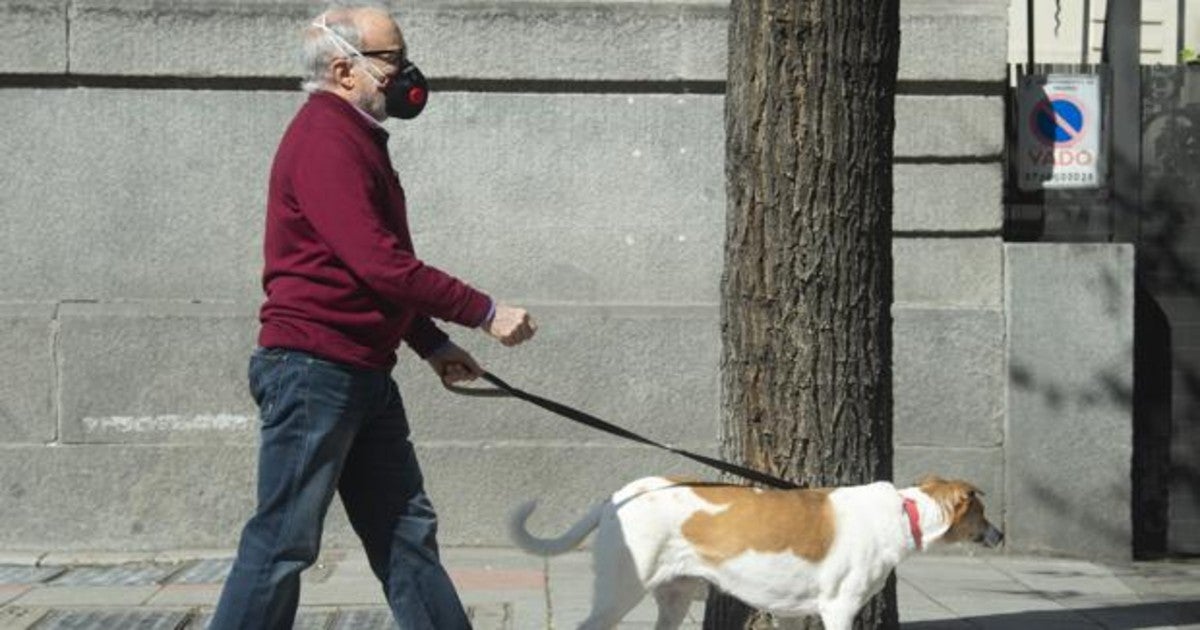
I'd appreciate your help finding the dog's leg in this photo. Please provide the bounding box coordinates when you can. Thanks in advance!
[577,526,647,630]
[818,604,857,630]
[577,577,645,630]
[651,578,706,630]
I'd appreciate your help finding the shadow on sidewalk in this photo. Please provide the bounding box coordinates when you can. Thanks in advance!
[904,600,1200,629]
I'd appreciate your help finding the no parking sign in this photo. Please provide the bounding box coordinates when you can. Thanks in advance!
[1018,74,1106,191]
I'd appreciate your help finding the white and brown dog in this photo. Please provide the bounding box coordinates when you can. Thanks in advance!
[510,475,1003,630]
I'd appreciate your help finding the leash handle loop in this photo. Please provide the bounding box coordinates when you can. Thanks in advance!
[446,372,799,490]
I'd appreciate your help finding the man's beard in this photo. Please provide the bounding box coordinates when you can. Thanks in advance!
[356,88,388,122]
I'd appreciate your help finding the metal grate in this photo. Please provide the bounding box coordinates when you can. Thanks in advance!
[35,610,189,630]
[50,565,173,587]
[168,559,233,585]
[329,609,398,630]
[191,611,333,630]
[0,565,64,585]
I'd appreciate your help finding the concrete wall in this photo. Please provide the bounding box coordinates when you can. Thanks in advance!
[1005,244,1135,559]
[0,0,1131,559]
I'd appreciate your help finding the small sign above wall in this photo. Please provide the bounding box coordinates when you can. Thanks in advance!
[1018,74,1106,191]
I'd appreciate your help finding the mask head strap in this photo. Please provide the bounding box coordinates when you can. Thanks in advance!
[312,13,386,84]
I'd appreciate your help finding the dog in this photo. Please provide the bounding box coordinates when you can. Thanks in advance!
[509,475,1003,630]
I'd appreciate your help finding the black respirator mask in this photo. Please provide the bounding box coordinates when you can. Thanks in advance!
[379,61,428,120]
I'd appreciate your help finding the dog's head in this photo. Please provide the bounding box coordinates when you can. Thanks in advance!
[917,476,1004,548]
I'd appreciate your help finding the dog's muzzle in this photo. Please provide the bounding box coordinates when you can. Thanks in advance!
[980,524,1004,548]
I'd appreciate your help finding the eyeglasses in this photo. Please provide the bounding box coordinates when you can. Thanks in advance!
[360,48,407,67]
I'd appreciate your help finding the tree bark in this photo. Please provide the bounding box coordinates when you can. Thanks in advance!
[704,1,899,628]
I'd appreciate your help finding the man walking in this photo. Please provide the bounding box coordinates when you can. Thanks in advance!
[210,6,536,629]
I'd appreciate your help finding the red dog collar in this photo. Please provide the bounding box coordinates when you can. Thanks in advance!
[903,498,923,551]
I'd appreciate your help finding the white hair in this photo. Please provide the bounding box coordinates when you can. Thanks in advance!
[300,4,387,93]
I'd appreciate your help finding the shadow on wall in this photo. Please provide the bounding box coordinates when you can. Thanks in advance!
[1008,287,1135,557]
[1009,356,1132,414]
[1018,474,1136,550]
[1136,65,1200,558]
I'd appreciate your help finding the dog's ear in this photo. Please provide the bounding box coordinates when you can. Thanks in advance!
[913,473,944,487]
[919,477,982,519]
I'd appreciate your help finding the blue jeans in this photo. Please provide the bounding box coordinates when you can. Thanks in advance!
[210,348,470,630]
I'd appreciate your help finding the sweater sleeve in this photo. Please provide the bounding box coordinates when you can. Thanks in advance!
[403,315,451,358]
[292,134,492,327]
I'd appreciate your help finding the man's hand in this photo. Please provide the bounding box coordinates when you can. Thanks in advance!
[485,304,537,346]
[426,341,484,386]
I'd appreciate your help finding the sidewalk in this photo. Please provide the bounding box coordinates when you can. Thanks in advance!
[0,547,1197,629]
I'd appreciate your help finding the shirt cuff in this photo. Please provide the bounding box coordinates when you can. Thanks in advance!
[478,299,496,329]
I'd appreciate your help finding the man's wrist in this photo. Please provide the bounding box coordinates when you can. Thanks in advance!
[427,339,455,358]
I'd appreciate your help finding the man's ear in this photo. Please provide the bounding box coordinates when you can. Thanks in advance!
[330,57,355,89]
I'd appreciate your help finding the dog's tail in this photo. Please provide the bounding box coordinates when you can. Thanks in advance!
[508,499,606,556]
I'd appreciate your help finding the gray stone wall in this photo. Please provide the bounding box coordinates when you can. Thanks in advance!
[2,0,1129,560]
[1005,244,1134,560]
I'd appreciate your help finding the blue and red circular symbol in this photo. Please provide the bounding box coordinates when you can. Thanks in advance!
[1030,96,1088,148]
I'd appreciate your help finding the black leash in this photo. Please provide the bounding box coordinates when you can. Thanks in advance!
[445,372,799,490]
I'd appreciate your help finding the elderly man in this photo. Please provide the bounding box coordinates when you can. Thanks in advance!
[210,6,535,629]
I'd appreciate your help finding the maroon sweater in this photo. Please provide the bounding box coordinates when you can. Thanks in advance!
[258,91,491,369]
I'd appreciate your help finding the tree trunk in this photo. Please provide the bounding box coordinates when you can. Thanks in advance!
[703,1,899,629]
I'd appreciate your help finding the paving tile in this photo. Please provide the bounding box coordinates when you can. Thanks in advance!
[897,578,940,604]
[614,622,702,629]
[451,568,545,591]
[190,610,332,630]
[443,547,546,572]
[548,551,713,626]
[50,565,172,587]
[0,553,43,566]
[901,610,975,626]
[900,556,1012,583]
[298,580,387,607]
[329,608,398,630]
[1124,562,1200,599]
[300,551,341,585]
[468,602,512,630]
[144,583,222,607]
[458,573,547,630]
[0,607,49,630]
[932,593,1075,618]
[0,585,31,607]
[545,552,603,626]
[292,611,336,630]
[898,579,959,624]
[1071,599,1199,628]
[987,557,1109,573]
[10,586,160,607]
[39,553,157,567]
[989,557,1134,598]
[967,610,1100,629]
[0,566,64,586]
[309,549,368,583]
[150,551,232,565]
[34,609,190,629]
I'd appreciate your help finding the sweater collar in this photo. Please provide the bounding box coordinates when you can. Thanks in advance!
[309,90,390,144]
